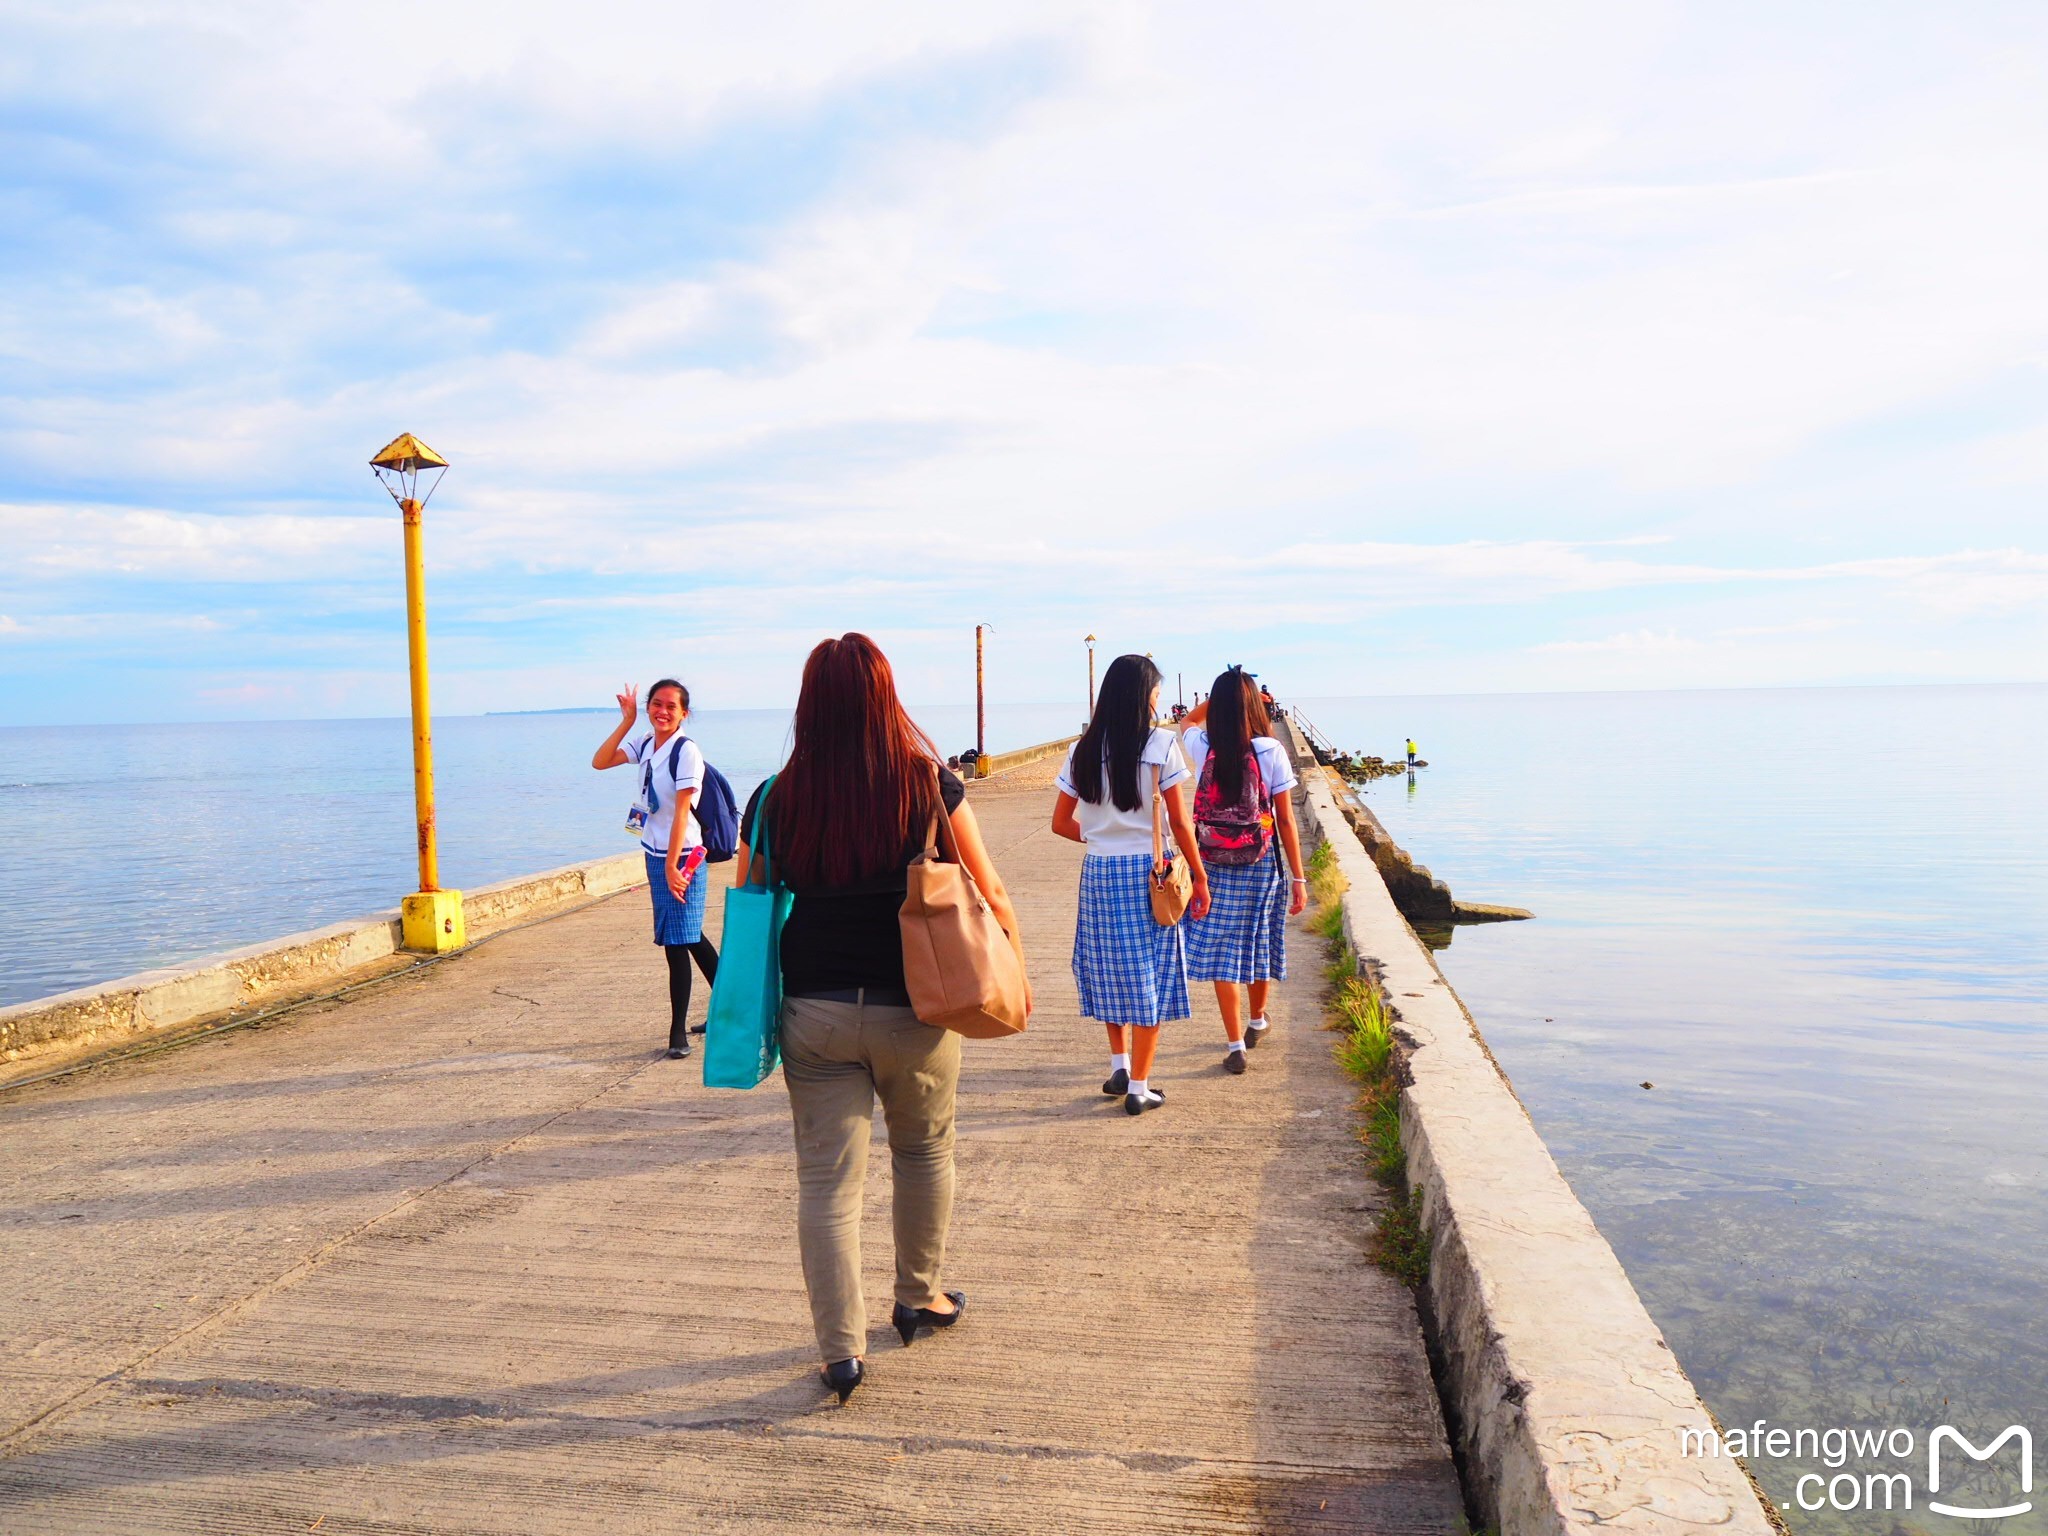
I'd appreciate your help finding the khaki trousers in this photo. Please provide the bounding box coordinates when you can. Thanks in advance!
[780,994,962,1363]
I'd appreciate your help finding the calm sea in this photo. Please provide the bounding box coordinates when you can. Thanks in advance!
[0,703,1082,1008]
[1294,684,2047,1533]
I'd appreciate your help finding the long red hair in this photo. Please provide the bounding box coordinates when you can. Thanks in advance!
[765,633,942,887]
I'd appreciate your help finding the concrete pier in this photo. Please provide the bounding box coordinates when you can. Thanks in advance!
[0,758,1463,1534]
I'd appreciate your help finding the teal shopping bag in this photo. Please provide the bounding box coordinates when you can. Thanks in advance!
[703,775,793,1089]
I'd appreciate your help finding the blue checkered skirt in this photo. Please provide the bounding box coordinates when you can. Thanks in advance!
[1072,853,1190,1026]
[645,851,709,945]
[1185,850,1288,983]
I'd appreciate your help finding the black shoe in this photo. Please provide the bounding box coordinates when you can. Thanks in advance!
[1223,1049,1248,1074]
[822,1358,863,1403]
[893,1290,967,1348]
[688,1023,707,1035]
[1124,1087,1165,1116]
[1101,1067,1129,1096]
[1244,1023,1269,1050]
[666,1045,690,1059]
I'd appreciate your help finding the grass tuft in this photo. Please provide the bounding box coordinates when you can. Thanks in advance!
[1370,1187,1431,1289]
[1307,829,1430,1290]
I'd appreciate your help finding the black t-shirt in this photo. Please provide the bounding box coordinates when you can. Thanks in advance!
[741,769,967,995]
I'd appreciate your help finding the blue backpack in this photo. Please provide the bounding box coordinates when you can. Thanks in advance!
[668,737,741,863]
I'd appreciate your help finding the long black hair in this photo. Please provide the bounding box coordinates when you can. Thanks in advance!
[1203,666,1272,801]
[1073,653,1163,811]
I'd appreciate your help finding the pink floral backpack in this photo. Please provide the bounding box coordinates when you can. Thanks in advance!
[1193,745,1274,866]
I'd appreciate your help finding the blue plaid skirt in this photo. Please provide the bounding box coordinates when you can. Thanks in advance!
[1072,853,1190,1026]
[646,851,708,945]
[1185,852,1288,983]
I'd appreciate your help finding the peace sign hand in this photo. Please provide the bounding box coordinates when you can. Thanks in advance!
[617,684,638,725]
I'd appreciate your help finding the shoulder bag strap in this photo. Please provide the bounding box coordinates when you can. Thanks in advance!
[914,766,959,866]
[1151,759,1168,865]
[750,773,779,888]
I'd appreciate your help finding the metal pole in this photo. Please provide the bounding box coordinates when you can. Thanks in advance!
[400,498,439,893]
[1087,643,1096,714]
[975,624,986,760]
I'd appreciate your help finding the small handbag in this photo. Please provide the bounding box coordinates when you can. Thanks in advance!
[900,775,1029,1039]
[1149,761,1194,926]
[702,774,793,1089]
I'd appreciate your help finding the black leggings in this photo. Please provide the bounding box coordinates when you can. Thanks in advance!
[664,939,719,1048]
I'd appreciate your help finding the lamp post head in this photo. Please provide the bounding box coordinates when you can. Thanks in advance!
[371,433,450,511]
[1085,633,1096,645]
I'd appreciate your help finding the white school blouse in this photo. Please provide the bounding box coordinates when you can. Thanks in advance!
[1055,727,1192,857]
[626,732,704,857]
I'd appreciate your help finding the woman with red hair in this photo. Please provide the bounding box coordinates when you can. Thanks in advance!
[738,634,1028,1404]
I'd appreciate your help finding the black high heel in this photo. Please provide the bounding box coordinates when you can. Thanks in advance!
[822,1358,863,1403]
[892,1290,967,1348]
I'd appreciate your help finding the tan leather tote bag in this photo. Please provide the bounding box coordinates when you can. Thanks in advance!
[1148,760,1193,925]
[900,776,1028,1039]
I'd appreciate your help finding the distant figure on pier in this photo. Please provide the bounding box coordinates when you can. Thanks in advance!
[1258,681,1277,717]
[1406,737,1418,766]
[1053,653,1209,1116]
[592,680,718,1059]
[1184,667,1306,1069]
[737,633,1028,1404]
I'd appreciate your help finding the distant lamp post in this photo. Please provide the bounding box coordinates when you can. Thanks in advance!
[1084,633,1098,716]
[975,623,994,763]
[370,433,464,954]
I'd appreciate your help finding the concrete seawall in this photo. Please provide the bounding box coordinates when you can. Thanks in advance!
[971,733,1079,779]
[1278,718,1776,1536]
[0,851,647,1079]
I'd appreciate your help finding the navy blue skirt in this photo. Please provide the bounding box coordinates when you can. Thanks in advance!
[646,851,709,945]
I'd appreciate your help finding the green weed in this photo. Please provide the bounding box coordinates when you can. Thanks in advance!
[1370,1187,1431,1290]
[1309,829,1430,1290]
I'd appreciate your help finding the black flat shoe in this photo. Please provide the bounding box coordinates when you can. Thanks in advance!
[1244,1023,1269,1050]
[1223,1049,1248,1074]
[688,1022,707,1035]
[1101,1067,1129,1096]
[893,1290,967,1348]
[822,1358,863,1403]
[665,1045,690,1059]
[1124,1087,1165,1116]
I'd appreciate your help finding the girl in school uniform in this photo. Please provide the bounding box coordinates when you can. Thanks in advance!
[1052,654,1210,1115]
[591,679,719,1058]
[1182,667,1307,1072]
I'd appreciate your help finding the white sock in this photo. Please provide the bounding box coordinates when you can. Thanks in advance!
[1247,1016,1269,1032]
[1110,1053,1131,1073]
[1226,1039,1247,1054]
[1128,1077,1148,1096]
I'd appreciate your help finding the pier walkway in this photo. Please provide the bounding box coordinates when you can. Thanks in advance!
[0,760,1462,1534]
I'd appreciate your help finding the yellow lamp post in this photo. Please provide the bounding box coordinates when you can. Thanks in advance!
[1084,633,1097,715]
[370,433,465,953]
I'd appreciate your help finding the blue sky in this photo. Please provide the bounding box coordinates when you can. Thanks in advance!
[3,0,2045,725]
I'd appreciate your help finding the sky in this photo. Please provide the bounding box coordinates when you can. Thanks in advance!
[3,0,2045,725]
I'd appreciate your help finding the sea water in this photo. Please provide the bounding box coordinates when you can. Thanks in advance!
[0,702,1082,1008]
[1292,684,2047,1532]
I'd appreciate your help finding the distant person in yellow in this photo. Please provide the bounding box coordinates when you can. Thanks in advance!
[1405,737,1418,767]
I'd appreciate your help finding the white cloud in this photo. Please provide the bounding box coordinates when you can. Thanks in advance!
[0,503,384,582]
[5,1,2048,718]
